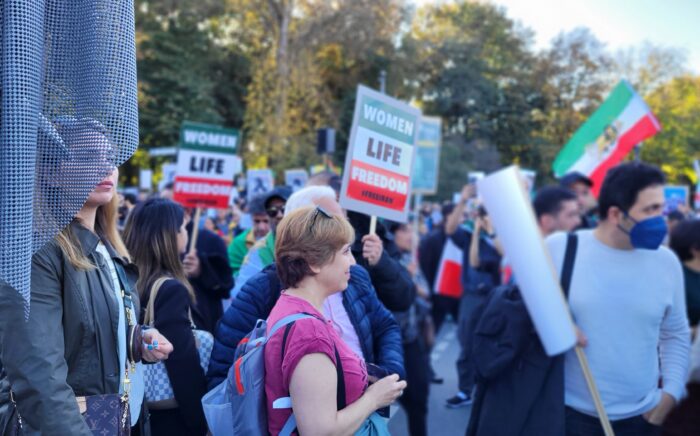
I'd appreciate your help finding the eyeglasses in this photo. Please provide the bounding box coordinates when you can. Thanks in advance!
[309,206,332,232]
[266,206,285,218]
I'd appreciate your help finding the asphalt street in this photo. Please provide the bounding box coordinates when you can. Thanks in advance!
[388,322,472,435]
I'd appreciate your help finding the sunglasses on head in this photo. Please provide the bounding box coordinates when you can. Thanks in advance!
[309,206,332,232]
[266,206,285,218]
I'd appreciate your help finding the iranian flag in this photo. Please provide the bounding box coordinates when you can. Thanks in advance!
[553,80,661,195]
[434,239,463,298]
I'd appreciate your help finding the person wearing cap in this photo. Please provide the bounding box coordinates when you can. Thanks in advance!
[230,186,292,298]
[227,194,270,278]
[559,172,597,229]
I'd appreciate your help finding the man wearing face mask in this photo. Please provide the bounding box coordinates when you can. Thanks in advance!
[546,162,690,435]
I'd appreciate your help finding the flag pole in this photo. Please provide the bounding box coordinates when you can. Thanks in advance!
[575,347,615,435]
[188,207,202,255]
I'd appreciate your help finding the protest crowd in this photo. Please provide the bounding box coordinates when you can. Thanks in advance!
[2,2,700,436]
[3,153,700,436]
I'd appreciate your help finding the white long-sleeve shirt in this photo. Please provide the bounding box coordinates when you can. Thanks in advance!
[547,230,690,420]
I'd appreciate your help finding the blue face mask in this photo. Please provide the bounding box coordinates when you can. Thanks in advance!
[619,214,667,250]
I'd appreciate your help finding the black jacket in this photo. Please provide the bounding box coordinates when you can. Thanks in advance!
[145,279,208,435]
[466,285,565,436]
[347,212,415,312]
[186,222,233,334]
[418,227,446,292]
[207,264,405,390]
[0,222,140,435]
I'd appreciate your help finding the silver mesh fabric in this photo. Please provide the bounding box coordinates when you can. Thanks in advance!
[0,0,138,316]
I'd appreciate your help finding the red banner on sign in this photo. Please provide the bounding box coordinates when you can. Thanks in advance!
[173,176,232,209]
[346,159,409,211]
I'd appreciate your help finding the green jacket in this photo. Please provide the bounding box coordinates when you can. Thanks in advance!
[257,232,275,267]
[0,222,140,435]
[228,228,257,278]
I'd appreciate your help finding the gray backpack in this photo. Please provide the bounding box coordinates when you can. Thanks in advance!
[228,312,346,436]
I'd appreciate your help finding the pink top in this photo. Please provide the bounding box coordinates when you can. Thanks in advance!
[322,292,365,360]
[265,293,368,436]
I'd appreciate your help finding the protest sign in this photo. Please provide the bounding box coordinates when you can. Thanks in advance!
[173,121,240,209]
[247,169,274,201]
[339,85,422,223]
[285,169,309,192]
[412,117,441,195]
[478,166,576,356]
[139,169,153,192]
[664,185,689,214]
[158,163,177,192]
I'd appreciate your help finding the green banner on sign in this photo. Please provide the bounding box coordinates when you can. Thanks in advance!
[179,121,239,154]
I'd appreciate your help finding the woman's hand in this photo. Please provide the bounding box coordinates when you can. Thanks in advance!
[365,374,407,410]
[142,328,174,362]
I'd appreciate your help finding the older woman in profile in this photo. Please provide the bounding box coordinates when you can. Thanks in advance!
[265,206,406,435]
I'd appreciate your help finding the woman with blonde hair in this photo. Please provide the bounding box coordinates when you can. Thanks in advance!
[265,206,406,435]
[0,156,172,434]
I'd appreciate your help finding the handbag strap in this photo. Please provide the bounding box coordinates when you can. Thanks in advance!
[144,277,170,326]
[561,233,578,298]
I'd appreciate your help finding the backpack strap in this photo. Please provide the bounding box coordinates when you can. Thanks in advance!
[334,345,346,409]
[268,313,316,338]
[272,311,348,436]
[561,233,578,298]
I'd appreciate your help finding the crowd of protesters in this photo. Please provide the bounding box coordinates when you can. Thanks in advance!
[2,158,700,436]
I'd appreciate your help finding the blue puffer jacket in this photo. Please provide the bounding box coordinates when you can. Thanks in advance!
[206,264,405,390]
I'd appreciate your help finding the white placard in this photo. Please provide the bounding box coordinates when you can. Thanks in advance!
[285,169,309,192]
[478,165,576,356]
[139,169,153,191]
[338,85,422,223]
[247,169,274,201]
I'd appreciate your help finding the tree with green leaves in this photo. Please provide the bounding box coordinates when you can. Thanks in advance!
[642,75,700,185]
[402,1,543,197]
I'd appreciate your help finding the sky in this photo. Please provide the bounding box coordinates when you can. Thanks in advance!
[415,0,700,73]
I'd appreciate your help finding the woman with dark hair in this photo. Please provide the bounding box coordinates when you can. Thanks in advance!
[670,219,700,330]
[0,166,173,434]
[123,198,208,436]
[265,206,406,435]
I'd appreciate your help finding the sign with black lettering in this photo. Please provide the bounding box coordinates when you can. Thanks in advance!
[173,121,240,209]
[339,85,421,222]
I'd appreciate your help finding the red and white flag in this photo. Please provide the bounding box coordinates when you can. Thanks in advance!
[434,239,463,298]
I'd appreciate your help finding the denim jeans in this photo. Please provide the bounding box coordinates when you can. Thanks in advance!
[565,406,662,436]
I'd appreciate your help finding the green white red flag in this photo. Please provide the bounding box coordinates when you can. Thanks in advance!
[553,80,661,195]
[434,239,463,298]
